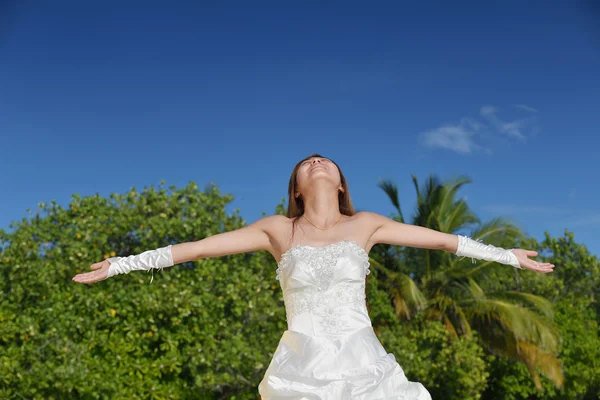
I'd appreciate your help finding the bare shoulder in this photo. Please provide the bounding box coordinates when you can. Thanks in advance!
[251,214,289,237]
[252,214,293,251]
[349,211,389,252]
[354,210,388,227]
[251,213,288,227]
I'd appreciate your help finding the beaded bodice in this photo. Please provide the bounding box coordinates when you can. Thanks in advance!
[275,240,372,336]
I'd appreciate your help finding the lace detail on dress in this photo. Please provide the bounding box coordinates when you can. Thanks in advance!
[275,240,370,281]
[274,240,370,334]
[284,282,367,333]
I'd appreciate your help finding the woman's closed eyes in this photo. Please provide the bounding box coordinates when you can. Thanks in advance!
[302,158,329,166]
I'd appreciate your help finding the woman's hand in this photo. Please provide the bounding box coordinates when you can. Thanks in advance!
[511,249,555,273]
[72,260,111,284]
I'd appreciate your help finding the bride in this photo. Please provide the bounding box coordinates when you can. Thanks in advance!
[73,153,554,399]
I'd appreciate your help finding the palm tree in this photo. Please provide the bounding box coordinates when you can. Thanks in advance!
[372,174,564,390]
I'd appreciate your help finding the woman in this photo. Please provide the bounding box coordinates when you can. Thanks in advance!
[73,153,554,399]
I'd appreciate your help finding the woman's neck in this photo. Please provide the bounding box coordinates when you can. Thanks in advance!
[301,191,342,227]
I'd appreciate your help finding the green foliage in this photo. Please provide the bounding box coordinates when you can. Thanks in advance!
[0,182,285,399]
[484,297,600,400]
[368,279,490,399]
[376,173,600,398]
[483,231,600,399]
[0,178,598,399]
[376,174,563,390]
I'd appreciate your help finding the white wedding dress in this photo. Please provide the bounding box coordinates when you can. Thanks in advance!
[258,240,432,399]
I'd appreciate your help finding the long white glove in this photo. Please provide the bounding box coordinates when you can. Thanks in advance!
[106,245,174,283]
[455,235,522,269]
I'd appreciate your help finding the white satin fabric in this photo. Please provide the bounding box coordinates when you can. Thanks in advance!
[258,240,432,399]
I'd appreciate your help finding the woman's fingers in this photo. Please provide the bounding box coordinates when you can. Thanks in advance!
[90,261,104,270]
[513,249,555,273]
[73,269,105,283]
[73,262,109,283]
[527,260,555,273]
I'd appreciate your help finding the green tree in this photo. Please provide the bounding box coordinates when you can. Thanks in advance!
[374,174,563,391]
[483,231,600,399]
[366,270,490,399]
[1,179,596,399]
[0,182,286,399]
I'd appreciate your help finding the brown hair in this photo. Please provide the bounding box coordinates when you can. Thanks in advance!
[286,153,356,244]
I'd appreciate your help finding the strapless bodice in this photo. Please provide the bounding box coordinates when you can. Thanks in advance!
[275,240,372,336]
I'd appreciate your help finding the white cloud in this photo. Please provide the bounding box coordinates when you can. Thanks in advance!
[480,105,498,117]
[515,104,539,113]
[419,104,539,154]
[420,117,489,155]
[501,121,527,140]
[480,105,529,141]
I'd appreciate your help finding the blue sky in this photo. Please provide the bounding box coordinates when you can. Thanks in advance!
[1,1,599,257]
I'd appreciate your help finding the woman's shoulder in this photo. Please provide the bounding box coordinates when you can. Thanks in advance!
[351,211,393,232]
[252,214,289,229]
[353,210,382,222]
[252,214,293,236]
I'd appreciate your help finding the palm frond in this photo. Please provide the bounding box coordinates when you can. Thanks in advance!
[426,294,454,316]
[376,179,403,222]
[438,175,472,219]
[444,199,479,233]
[369,257,427,319]
[410,175,422,207]
[488,290,555,320]
[453,277,486,300]
[443,314,458,337]
[462,298,559,353]
[424,294,472,337]
[518,341,565,390]
[470,217,524,243]
[447,303,473,338]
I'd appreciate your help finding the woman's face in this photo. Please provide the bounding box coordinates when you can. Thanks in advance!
[295,156,342,197]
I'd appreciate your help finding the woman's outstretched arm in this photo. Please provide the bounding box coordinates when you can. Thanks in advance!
[172,215,278,263]
[72,215,281,284]
[364,211,554,273]
[366,211,458,252]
